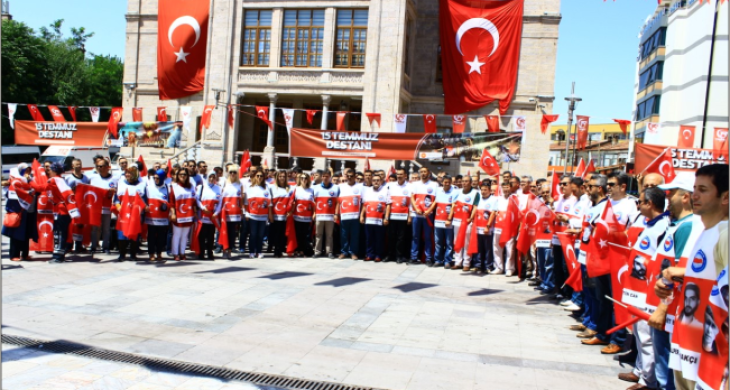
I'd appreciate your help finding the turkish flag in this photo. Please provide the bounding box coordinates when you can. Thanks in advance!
[440,0,524,115]
[485,115,500,133]
[541,114,558,134]
[573,158,586,178]
[366,113,381,129]
[32,214,55,252]
[583,159,596,178]
[47,105,65,122]
[336,112,347,130]
[613,119,631,135]
[116,193,146,240]
[227,104,235,127]
[558,233,582,292]
[478,148,500,176]
[157,0,209,100]
[306,110,318,125]
[201,104,215,130]
[576,115,589,149]
[132,107,143,122]
[137,154,148,177]
[256,106,272,130]
[107,107,123,137]
[75,184,105,226]
[239,150,252,179]
[27,104,45,121]
[496,196,519,247]
[644,147,676,183]
[713,127,728,161]
[157,106,168,121]
[608,242,631,325]
[423,115,437,133]
[31,158,48,187]
[68,106,77,122]
[452,115,466,133]
[677,125,695,148]
[516,197,554,255]
[551,170,561,201]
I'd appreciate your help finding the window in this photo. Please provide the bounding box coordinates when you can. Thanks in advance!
[334,9,368,68]
[435,46,443,82]
[281,10,324,67]
[403,18,412,76]
[635,95,661,121]
[638,61,663,91]
[242,10,272,66]
[639,28,666,60]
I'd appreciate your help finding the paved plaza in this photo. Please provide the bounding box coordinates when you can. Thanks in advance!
[2,241,632,390]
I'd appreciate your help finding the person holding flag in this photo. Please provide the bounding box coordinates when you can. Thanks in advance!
[451,175,479,271]
[114,165,148,261]
[337,168,363,260]
[409,167,439,265]
[47,162,82,263]
[145,169,170,261]
[433,175,456,268]
[546,175,576,300]
[473,179,498,274]
[2,163,37,261]
[89,158,119,255]
[270,170,294,258]
[220,165,243,259]
[386,168,412,263]
[194,173,222,260]
[492,179,516,275]
[65,158,90,254]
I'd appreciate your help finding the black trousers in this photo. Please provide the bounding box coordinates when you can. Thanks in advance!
[475,233,494,271]
[294,221,313,256]
[387,219,410,260]
[553,245,570,296]
[147,225,168,254]
[118,240,139,258]
[198,223,216,256]
[270,220,287,256]
[52,214,71,261]
[9,237,29,259]
[226,221,240,250]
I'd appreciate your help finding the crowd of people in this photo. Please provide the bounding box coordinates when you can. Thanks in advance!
[2,155,728,390]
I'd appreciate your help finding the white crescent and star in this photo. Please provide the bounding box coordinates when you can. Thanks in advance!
[84,191,98,204]
[179,203,191,214]
[526,210,540,226]
[682,129,693,140]
[456,18,499,74]
[39,221,53,231]
[659,161,672,176]
[168,16,201,63]
[426,114,435,123]
[617,264,628,284]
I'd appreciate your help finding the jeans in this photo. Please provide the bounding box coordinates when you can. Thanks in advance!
[434,227,454,265]
[238,218,249,252]
[581,265,596,331]
[475,233,493,271]
[410,216,434,262]
[147,225,168,255]
[540,247,555,290]
[652,328,675,390]
[91,213,112,251]
[553,245,568,294]
[365,224,385,259]
[340,219,360,256]
[248,219,267,256]
[536,247,550,284]
[52,214,72,261]
[387,219,410,260]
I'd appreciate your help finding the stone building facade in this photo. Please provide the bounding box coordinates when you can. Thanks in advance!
[123,0,560,176]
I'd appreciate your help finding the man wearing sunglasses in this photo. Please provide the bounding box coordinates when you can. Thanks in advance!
[89,159,119,255]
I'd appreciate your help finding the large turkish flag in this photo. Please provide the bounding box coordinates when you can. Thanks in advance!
[157,0,210,100]
[440,0,524,115]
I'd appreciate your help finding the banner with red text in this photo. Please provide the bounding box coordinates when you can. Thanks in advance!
[15,121,108,146]
[634,144,722,173]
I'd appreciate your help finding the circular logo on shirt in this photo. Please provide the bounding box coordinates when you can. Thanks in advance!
[378,195,384,201]
[403,189,409,196]
[161,194,168,201]
[263,192,269,198]
[483,211,489,220]
[109,182,116,188]
[329,190,335,196]
[427,187,434,194]
[639,236,650,250]
[663,236,674,252]
[574,206,582,215]
[353,188,360,195]
[465,196,471,203]
[563,205,570,212]
[236,190,241,196]
[691,250,707,273]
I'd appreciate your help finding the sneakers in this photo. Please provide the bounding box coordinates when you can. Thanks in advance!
[491,269,504,275]
[559,299,573,307]
[258,253,265,259]
[505,270,515,277]
[564,303,582,312]
[328,253,335,259]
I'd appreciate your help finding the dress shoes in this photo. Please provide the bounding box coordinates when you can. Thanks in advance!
[569,324,586,331]
[580,337,608,346]
[617,372,640,383]
[600,344,622,354]
[576,329,597,338]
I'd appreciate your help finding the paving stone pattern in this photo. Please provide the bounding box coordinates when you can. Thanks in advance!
[3,245,630,390]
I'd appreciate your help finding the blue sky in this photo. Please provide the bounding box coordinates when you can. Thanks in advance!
[12,0,657,124]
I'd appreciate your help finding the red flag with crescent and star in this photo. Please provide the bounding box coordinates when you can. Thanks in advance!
[643,147,676,183]
[201,104,215,130]
[558,233,583,292]
[157,106,168,121]
[423,114,437,133]
[677,125,696,148]
[478,148,500,176]
[256,106,272,130]
[157,0,210,100]
[713,127,728,162]
[439,0,524,115]
[452,115,466,133]
[74,183,105,226]
[550,170,560,201]
[576,115,589,150]
[107,107,123,137]
[27,104,45,121]
[47,105,65,122]
[541,114,559,134]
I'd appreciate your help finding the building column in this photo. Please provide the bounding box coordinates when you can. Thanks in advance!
[321,94,331,130]
[264,93,278,169]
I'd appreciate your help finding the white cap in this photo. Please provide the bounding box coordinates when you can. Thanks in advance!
[658,171,695,192]
[17,162,29,172]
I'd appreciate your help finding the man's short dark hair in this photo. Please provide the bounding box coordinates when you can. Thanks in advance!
[455,175,463,181]
[333,172,342,178]
[396,168,407,175]
[364,170,373,175]
[442,175,452,182]
[696,164,729,197]
[608,172,631,188]
[509,177,520,186]
[480,179,492,188]
[570,177,584,187]
[389,174,397,180]
[536,178,547,186]
[197,161,207,167]
[645,187,667,212]
[93,154,105,163]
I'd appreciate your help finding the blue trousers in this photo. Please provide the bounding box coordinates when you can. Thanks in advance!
[539,247,554,290]
[652,328,675,390]
[410,216,434,262]
[434,227,454,265]
[475,233,493,270]
[248,220,266,255]
[340,219,360,256]
[364,224,385,259]
[238,218,249,252]
[581,265,597,331]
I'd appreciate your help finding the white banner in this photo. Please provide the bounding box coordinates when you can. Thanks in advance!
[89,107,100,122]
[644,122,662,144]
[180,106,192,131]
[282,108,294,136]
[513,115,526,132]
[394,114,407,134]
[7,103,17,129]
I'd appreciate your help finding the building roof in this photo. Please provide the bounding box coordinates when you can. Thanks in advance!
[549,140,630,151]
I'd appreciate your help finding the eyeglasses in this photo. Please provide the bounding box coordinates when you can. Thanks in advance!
[229,171,237,174]
[607,182,617,187]
[96,165,107,169]
[255,175,263,178]
[586,185,597,189]
[560,183,569,186]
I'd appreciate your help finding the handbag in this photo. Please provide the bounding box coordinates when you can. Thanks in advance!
[3,212,21,228]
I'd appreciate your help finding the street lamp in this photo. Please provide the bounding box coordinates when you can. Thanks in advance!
[563,82,582,176]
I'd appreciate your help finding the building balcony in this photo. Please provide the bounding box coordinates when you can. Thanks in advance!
[237,67,365,94]
[636,81,663,100]
[639,47,665,71]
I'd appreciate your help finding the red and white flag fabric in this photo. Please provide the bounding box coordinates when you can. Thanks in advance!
[31,158,48,187]
[478,148,500,176]
[677,125,696,148]
[137,155,148,177]
[239,150,252,179]
[388,165,396,177]
[613,119,631,135]
[557,233,582,292]
[167,159,173,175]
[550,170,561,201]
[282,108,294,135]
[696,265,728,390]
[485,115,500,133]
[439,0,524,115]
[576,115,589,150]
[452,115,466,133]
[541,114,559,134]
[107,107,123,137]
[394,114,407,134]
[157,106,168,121]
[285,190,298,254]
[644,122,662,144]
[583,159,596,177]
[513,115,526,132]
[712,127,728,162]
[364,157,371,171]
[423,114,437,133]
[27,104,44,121]
[7,103,17,129]
[256,106,272,130]
[68,106,77,122]
[74,183,105,226]
[496,196,519,247]
[608,242,631,325]
[116,193,146,240]
[47,105,65,122]
[89,107,100,122]
[200,104,215,131]
[516,197,554,255]
[336,112,347,131]
[306,110,318,125]
[227,105,235,128]
[132,107,143,122]
[157,0,209,100]
[48,176,81,219]
[366,113,381,129]
[643,147,676,183]
[574,158,586,178]
[8,174,33,210]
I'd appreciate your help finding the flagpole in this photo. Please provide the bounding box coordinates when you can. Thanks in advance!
[563,83,582,176]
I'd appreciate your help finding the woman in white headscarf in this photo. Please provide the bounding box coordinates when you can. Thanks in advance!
[2,163,38,261]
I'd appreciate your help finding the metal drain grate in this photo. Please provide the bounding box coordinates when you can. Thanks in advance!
[2,334,381,390]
